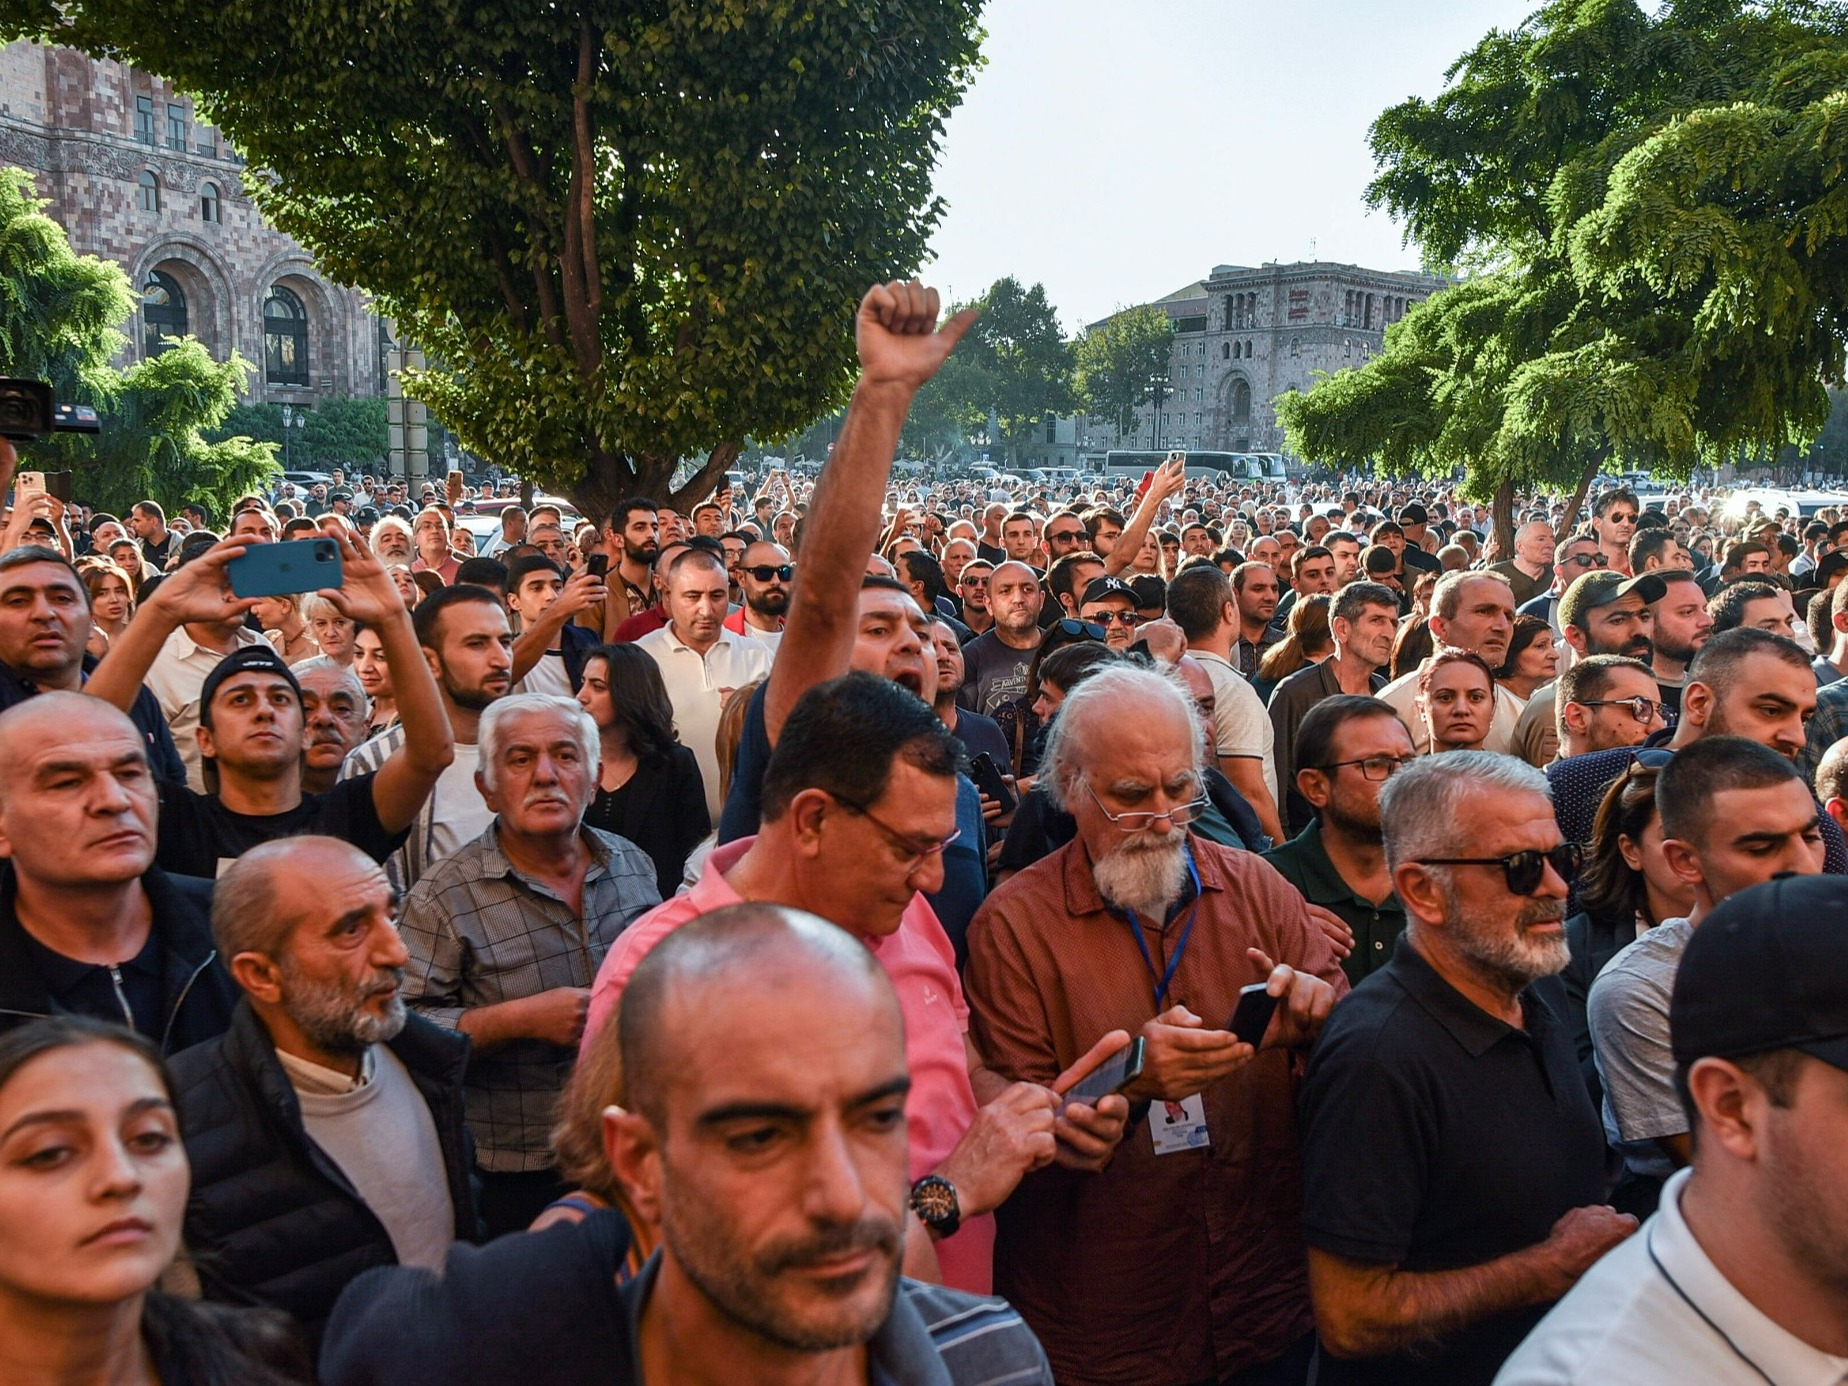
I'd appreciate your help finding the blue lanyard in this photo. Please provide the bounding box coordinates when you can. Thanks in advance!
[1122,852,1203,1012]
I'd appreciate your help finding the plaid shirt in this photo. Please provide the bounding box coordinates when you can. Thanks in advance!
[399,822,661,1171]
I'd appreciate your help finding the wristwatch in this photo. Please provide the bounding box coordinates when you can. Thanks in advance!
[909,1174,961,1238]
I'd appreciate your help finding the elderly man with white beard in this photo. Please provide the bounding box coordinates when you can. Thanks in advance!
[964,661,1347,1386]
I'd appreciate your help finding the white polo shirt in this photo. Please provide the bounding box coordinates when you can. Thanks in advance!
[1494,1167,1848,1385]
[634,622,772,821]
[143,623,270,791]
[1377,666,1525,756]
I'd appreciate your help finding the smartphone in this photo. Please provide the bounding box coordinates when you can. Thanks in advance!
[967,751,1017,815]
[446,469,464,504]
[1166,450,1186,466]
[226,537,344,598]
[14,471,44,498]
[43,471,72,503]
[585,552,609,580]
[1062,1037,1145,1109]
[1228,982,1281,1049]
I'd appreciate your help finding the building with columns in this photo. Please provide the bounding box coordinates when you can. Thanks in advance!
[0,41,384,407]
[1087,259,1450,457]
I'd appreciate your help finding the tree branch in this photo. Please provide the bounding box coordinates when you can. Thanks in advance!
[668,441,741,511]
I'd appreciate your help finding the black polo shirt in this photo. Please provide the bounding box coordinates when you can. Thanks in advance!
[1262,820,1405,986]
[1298,939,1609,1386]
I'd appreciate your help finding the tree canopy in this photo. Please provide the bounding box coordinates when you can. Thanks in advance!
[0,167,275,516]
[12,1,986,519]
[1075,304,1175,441]
[1277,0,1848,546]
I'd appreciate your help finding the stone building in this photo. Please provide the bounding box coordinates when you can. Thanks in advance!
[0,41,383,406]
[1090,260,1449,456]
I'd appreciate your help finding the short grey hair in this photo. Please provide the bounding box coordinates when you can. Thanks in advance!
[292,656,367,709]
[304,595,347,624]
[477,692,598,792]
[1039,662,1201,813]
[1379,751,1551,871]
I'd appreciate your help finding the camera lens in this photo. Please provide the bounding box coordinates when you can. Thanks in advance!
[316,541,336,559]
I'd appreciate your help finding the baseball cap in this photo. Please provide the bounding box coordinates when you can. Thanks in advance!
[1671,875,1848,1071]
[199,645,302,723]
[1126,574,1167,611]
[1080,575,1135,607]
[355,506,380,525]
[1398,503,1429,526]
[1558,569,1668,631]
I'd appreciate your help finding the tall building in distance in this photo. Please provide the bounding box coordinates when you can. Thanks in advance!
[1089,260,1450,457]
[0,41,383,406]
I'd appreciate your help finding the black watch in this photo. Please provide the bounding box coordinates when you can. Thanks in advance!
[909,1174,961,1238]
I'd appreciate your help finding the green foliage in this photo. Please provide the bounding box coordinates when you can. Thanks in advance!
[0,167,276,515]
[1280,0,1848,545]
[19,2,986,518]
[955,277,1075,463]
[1075,304,1175,440]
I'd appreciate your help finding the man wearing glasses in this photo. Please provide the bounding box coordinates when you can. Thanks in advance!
[966,661,1345,1386]
[584,673,1105,1298]
[1555,655,1667,760]
[1512,569,1664,767]
[723,539,792,653]
[1299,752,1634,1386]
[954,559,994,638]
[1518,534,1606,636]
[1591,488,1642,575]
[1076,575,1142,652]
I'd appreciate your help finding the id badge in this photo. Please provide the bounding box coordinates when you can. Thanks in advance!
[1149,1093,1210,1154]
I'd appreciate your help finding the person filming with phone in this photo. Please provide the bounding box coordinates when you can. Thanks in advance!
[964,660,1345,1386]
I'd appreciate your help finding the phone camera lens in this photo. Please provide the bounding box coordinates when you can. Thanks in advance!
[317,542,336,559]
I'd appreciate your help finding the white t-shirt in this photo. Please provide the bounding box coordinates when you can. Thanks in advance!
[427,741,490,867]
[1192,650,1277,803]
[515,651,573,699]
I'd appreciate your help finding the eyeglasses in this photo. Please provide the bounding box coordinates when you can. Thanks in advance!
[1317,754,1414,782]
[1561,552,1610,569]
[1083,610,1141,627]
[1046,529,1085,546]
[831,795,961,869]
[1578,696,1670,724]
[1413,843,1585,896]
[1084,778,1209,833]
[960,576,988,588]
[1053,618,1106,641]
[744,564,794,583]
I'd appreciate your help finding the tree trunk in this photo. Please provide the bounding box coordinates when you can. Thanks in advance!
[563,441,740,526]
[1489,480,1516,565]
[1557,450,1607,537]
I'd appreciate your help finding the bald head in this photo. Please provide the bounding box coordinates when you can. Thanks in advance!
[212,835,384,961]
[619,903,899,1127]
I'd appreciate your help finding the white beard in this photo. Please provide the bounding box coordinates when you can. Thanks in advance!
[1093,836,1190,920]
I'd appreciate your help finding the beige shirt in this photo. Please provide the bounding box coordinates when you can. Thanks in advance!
[144,624,269,791]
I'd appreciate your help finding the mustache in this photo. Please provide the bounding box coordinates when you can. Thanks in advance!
[1517,901,1566,928]
[759,1217,901,1276]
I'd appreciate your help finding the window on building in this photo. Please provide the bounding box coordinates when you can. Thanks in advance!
[136,170,160,213]
[1222,342,1231,360]
[264,284,309,385]
[134,96,155,145]
[1194,387,1204,403]
[1245,340,1253,358]
[1044,417,1058,444]
[1231,379,1252,423]
[1290,338,1301,357]
[166,103,187,151]
[199,182,221,223]
[142,270,186,358]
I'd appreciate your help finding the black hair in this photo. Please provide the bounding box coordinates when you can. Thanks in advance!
[1685,625,1810,696]
[1578,760,1666,926]
[1592,487,1639,518]
[609,496,658,533]
[760,672,962,821]
[1293,694,1401,777]
[1165,564,1232,642]
[583,644,680,763]
[455,556,509,590]
[411,583,504,651]
[1657,735,1803,846]
[505,553,564,591]
[898,550,950,606]
[1706,580,1784,634]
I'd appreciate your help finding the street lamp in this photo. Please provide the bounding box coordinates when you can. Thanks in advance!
[280,403,306,469]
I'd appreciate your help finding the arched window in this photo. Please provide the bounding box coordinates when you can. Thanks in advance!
[1232,341,1242,360]
[264,285,309,385]
[136,170,159,213]
[1231,379,1252,423]
[199,181,221,223]
[141,270,186,357]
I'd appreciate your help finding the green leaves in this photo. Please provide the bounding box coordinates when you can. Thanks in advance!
[1075,304,1175,440]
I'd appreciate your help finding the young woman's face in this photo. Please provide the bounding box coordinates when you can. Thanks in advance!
[351,627,393,699]
[575,656,615,729]
[90,576,130,625]
[1421,663,1494,750]
[0,1042,187,1306]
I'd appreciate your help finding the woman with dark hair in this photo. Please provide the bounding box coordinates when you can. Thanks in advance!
[1495,614,1559,702]
[575,644,710,897]
[1253,592,1331,703]
[0,1017,308,1385]
[1414,646,1497,753]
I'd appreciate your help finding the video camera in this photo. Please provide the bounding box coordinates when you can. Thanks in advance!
[0,379,101,443]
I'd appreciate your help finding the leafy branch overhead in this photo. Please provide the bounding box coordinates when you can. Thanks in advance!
[1278,0,1848,545]
[13,1,986,516]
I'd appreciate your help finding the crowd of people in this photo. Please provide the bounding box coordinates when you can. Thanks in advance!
[0,279,1843,1386]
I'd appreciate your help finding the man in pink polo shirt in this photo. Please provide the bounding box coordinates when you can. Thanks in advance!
[585,673,1129,1295]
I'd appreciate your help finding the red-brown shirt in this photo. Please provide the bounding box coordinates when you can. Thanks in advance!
[965,834,1347,1386]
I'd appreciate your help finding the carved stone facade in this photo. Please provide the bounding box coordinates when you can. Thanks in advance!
[1095,260,1450,455]
[0,40,383,404]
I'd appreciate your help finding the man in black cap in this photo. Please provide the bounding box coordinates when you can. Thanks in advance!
[147,536,454,877]
[1074,574,1140,652]
[1498,874,1848,1383]
[1513,568,1665,767]
[1397,503,1441,577]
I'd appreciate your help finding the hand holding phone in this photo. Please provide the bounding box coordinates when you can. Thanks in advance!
[968,751,1017,815]
[1060,1036,1145,1110]
[1227,982,1281,1050]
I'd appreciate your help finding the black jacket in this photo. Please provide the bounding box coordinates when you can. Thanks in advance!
[0,863,237,1053]
[171,1000,479,1350]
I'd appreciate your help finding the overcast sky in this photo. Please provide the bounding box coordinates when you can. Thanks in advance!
[922,0,1542,331]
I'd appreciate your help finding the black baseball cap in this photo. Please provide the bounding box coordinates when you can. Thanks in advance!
[1398,503,1429,525]
[1079,575,1135,607]
[1558,570,1668,631]
[199,645,303,727]
[1671,874,1848,1071]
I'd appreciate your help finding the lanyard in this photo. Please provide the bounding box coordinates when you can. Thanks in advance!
[1122,852,1203,1012]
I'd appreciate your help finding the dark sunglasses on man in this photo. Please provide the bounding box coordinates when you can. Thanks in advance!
[1413,843,1585,896]
[744,564,794,583]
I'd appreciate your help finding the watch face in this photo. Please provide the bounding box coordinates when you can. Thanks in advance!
[912,1178,955,1223]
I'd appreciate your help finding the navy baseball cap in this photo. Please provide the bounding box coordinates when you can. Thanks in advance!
[1671,874,1848,1072]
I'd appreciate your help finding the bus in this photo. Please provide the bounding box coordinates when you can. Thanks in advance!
[1101,450,1288,482]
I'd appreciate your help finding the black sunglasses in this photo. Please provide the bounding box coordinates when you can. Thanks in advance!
[1414,843,1584,896]
[1053,618,1106,641]
[744,564,794,583]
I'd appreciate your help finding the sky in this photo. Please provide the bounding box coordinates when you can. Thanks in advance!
[922,0,1542,331]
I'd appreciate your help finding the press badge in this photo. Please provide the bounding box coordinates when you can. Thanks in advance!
[1150,1094,1210,1154]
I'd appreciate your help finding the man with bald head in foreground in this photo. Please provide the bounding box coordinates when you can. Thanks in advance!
[322,904,1055,1385]
[0,690,237,1049]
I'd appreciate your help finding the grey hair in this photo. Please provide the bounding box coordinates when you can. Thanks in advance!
[1039,661,1201,814]
[1430,568,1511,624]
[304,595,347,624]
[292,656,367,709]
[369,515,413,555]
[1379,750,1551,871]
[477,692,598,792]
